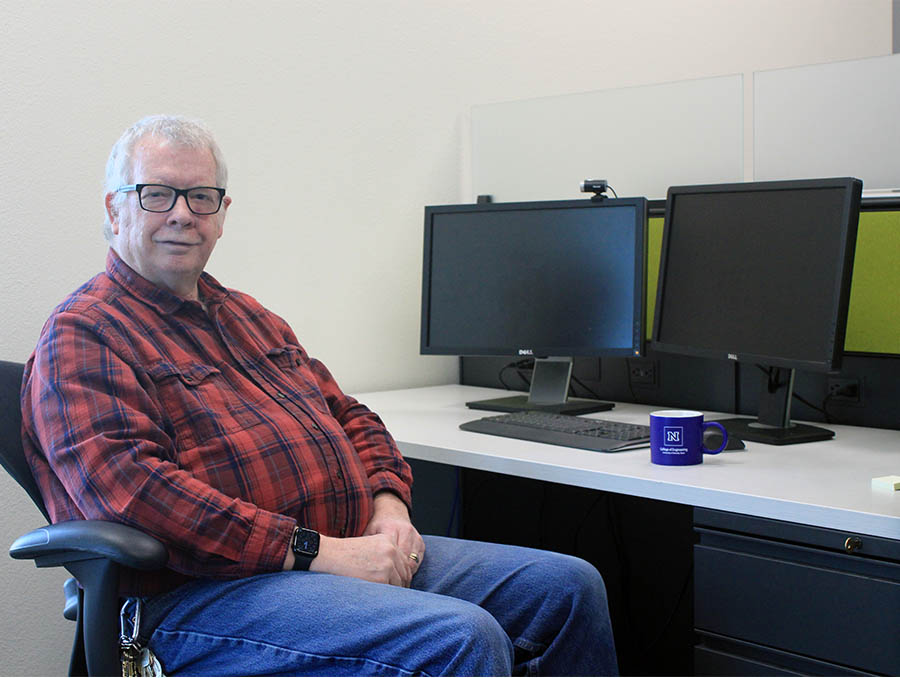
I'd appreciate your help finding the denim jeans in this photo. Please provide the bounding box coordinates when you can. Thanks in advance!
[140,535,617,676]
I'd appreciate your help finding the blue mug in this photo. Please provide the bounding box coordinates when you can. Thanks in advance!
[650,410,727,466]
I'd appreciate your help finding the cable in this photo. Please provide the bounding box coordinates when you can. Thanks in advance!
[753,364,828,421]
[626,360,639,403]
[497,358,534,390]
[569,374,603,401]
[604,495,640,659]
[445,467,461,537]
[642,567,692,653]
[793,392,829,419]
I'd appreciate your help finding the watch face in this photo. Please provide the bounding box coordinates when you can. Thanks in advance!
[294,528,320,556]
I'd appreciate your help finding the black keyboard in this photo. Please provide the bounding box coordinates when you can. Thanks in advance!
[459,410,651,453]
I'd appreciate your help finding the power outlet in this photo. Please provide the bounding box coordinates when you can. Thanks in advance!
[628,358,658,387]
[827,377,861,404]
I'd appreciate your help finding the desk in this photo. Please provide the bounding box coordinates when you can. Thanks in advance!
[354,384,900,540]
[356,384,900,676]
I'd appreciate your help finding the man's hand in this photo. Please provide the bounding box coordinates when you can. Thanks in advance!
[309,533,415,586]
[364,492,426,584]
[282,493,425,587]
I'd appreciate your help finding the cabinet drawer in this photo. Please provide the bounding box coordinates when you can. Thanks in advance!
[694,540,900,674]
[695,632,875,676]
[694,508,900,561]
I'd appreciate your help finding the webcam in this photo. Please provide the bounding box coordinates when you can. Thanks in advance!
[580,179,609,195]
[581,179,611,201]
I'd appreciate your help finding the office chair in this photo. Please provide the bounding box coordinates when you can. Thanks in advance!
[1,359,168,676]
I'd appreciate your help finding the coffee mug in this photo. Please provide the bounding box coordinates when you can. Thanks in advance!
[650,410,727,466]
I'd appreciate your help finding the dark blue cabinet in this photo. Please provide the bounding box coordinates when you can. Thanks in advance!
[694,509,900,676]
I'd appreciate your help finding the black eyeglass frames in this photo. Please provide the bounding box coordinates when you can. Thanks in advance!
[116,184,226,215]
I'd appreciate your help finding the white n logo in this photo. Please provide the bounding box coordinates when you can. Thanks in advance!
[663,426,683,445]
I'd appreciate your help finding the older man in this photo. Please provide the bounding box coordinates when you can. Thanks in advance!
[21,115,617,676]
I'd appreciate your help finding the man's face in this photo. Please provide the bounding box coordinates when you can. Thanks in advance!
[106,137,231,300]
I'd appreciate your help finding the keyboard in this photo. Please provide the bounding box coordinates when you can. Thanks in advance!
[459,410,651,453]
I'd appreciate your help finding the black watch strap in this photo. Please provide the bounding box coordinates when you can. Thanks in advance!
[291,526,320,571]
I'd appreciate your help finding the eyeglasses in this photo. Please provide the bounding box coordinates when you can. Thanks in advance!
[116,184,226,215]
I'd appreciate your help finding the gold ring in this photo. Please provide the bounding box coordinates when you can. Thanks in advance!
[408,552,419,562]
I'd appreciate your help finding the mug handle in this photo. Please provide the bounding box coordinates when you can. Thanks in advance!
[701,421,728,454]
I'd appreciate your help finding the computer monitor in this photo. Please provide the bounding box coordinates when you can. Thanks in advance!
[421,197,648,414]
[651,178,862,445]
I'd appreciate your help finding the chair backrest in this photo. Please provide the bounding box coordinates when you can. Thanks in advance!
[0,360,50,522]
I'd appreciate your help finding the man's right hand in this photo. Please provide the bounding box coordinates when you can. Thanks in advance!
[308,533,415,587]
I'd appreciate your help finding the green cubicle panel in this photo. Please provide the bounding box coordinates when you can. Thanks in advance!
[646,217,664,339]
[844,210,900,354]
[645,209,900,355]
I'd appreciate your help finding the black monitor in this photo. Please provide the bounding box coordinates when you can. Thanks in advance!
[651,178,862,445]
[421,197,648,415]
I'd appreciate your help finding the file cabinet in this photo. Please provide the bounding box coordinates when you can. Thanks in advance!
[694,508,900,676]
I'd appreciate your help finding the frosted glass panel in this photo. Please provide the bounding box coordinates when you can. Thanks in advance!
[471,75,744,202]
[755,54,900,189]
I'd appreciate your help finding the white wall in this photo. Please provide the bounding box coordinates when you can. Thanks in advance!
[0,1,891,674]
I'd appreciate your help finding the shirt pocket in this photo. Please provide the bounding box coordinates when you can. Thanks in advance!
[146,361,247,450]
[265,345,330,414]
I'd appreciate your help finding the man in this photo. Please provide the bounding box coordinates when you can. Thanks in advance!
[22,115,617,676]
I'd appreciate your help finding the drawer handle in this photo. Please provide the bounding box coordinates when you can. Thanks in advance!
[844,536,863,553]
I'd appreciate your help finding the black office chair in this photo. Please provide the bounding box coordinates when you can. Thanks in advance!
[1,359,168,676]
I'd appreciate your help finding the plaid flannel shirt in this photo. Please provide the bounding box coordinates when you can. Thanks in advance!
[22,249,412,595]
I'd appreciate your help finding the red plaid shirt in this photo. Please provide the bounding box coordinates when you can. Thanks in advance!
[22,249,412,595]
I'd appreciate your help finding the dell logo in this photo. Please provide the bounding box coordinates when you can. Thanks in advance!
[727,353,738,361]
[517,349,534,356]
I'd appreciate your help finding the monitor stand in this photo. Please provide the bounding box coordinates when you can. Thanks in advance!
[715,366,834,445]
[466,357,614,416]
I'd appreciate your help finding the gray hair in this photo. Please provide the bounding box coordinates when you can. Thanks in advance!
[103,115,228,241]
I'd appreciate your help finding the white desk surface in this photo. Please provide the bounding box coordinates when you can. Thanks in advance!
[354,385,900,541]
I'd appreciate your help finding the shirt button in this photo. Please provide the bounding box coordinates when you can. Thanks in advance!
[339,527,347,537]
[335,469,344,480]
[276,392,287,399]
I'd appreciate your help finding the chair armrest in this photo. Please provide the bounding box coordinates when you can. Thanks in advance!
[9,520,167,570]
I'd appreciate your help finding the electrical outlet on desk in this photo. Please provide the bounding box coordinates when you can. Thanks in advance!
[628,358,658,387]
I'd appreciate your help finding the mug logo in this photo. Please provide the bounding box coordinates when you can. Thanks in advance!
[664,426,683,445]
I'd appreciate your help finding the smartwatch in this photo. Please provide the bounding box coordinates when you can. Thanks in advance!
[291,526,320,571]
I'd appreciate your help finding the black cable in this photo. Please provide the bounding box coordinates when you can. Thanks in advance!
[515,366,533,389]
[626,361,639,402]
[445,467,461,537]
[793,392,829,419]
[607,185,619,198]
[576,357,605,400]
[606,495,693,661]
[498,358,534,390]
[642,566,692,653]
[822,394,839,424]
[605,495,640,659]
[569,374,603,401]
[753,364,827,420]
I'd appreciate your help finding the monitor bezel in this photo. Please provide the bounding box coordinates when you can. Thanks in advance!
[420,196,649,358]
[650,177,862,373]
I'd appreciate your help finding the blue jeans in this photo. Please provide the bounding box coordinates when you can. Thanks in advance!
[140,536,617,676]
